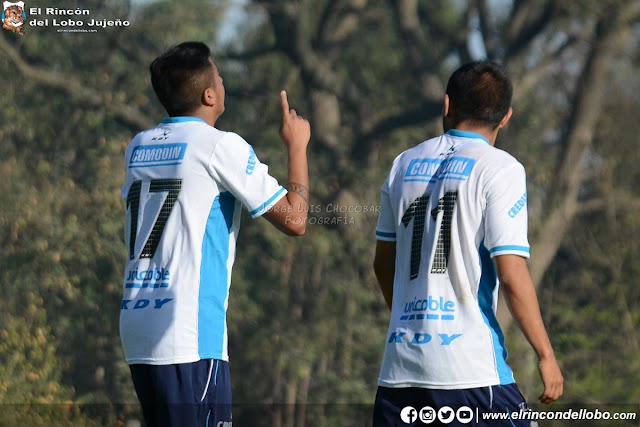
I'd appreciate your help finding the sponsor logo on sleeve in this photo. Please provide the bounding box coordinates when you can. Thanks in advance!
[508,192,527,218]
[245,146,257,175]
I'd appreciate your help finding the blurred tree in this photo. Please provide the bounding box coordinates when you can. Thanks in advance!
[0,0,227,423]
[533,49,640,404]
[0,293,66,404]
[218,1,640,424]
[0,0,638,426]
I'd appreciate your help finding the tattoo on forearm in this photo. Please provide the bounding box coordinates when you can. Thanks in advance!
[286,182,309,203]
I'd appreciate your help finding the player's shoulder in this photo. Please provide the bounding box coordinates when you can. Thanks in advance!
[382,135,446,185]
[481,144,524,173]
[487,144,520,162]
[130,123,161,141]
[217,130,250,146]
[469,145,526,190]
[125,127,154,153]
[392,135,444,166]
[211,131,256,159]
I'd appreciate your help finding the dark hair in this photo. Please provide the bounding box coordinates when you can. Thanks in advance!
[150,41,215,116]
[445,61,512,129]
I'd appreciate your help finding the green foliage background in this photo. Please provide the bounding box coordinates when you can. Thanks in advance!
[0,0,638,425]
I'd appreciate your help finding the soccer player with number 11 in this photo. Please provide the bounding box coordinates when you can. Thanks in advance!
[373,61,563,426]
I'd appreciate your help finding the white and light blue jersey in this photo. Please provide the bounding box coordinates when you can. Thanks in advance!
[120,117,286,365]
[376,129,530,389]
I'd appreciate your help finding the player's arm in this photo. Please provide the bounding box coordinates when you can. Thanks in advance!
[495,254,564,404]
[374,240,396,311]
[263,90,310,236]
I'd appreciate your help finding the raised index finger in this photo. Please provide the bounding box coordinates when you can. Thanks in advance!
[280,90,290,119]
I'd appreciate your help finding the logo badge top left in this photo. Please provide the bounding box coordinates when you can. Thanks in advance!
[2,1,27,35]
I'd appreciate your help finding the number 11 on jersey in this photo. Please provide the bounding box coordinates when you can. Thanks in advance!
[401,191,457,280]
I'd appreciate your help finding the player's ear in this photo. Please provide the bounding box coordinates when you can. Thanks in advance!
[202,87,216,107]
[443,94,451,118]
[498,107,513,129]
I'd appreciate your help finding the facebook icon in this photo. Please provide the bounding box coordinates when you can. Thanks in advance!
[400,406,418,424]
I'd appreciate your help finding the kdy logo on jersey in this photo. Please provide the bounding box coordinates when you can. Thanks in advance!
[2,1,26,35]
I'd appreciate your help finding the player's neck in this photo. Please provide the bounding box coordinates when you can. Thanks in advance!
[174,111,218,127]
[451,123,499,146]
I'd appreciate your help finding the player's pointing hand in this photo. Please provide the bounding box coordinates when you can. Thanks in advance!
[279,90,310,151]
[281,89,292,118]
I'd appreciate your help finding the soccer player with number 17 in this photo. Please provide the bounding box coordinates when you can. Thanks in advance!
[373,61,563,426]
[120,42,310,427]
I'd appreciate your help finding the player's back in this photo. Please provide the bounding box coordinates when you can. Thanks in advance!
[376,129,529,389]
[120,117,241,365]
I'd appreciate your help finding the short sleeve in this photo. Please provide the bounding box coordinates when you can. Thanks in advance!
[484,162,530,258]
[375,175,397,241]
[210,132,287,218]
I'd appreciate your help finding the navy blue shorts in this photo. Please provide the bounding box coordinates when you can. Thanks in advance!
[373,383,538,426]
[130,359,232,427]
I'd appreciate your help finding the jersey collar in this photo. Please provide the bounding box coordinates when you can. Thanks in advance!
[446,129,490,145]
[162,116,207,124]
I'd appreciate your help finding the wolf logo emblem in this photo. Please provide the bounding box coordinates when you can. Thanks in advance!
[2,1,26,35]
